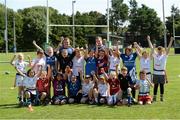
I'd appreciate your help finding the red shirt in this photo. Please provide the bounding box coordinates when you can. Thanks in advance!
[36,78,50,94]
[107,78,120,95]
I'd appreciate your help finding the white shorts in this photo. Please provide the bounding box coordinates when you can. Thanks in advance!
[16,75,24,86]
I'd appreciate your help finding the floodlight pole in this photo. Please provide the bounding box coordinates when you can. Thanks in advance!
[46,0,49,44]
[13,17,16,53]
[162,0,167,49]
[107,0,110,43]
[5,0,8,53]
[72,0,76,47]
[172,11,175,38]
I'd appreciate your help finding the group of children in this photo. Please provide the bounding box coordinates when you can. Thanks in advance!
[10,36,174,111]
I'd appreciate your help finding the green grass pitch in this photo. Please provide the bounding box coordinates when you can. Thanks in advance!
[0,52,180,119]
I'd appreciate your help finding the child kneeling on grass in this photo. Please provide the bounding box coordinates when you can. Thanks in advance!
[36,65,51,105]
[52,72,67,105]
[102,68,121,106]
[16,66,42,112]
[118,66,133,106]
[135,70,153,105]
[66,66,82,104]
[79,70,95,104]
[92,72,110,105]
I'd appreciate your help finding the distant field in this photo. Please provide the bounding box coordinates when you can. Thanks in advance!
[0,51,180,119]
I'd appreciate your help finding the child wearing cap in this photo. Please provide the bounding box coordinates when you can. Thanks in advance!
[135,70,153,105]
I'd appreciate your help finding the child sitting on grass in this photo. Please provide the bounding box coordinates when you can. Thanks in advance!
[36,65,51,105]
[16,66,42,112]
[65,66,82,104]
[135,70,153,105]
[52,72,67,105]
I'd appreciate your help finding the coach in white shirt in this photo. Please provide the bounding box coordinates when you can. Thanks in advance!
[147,36,174,102]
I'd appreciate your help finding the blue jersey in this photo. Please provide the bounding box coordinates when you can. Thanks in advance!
[120,52,137,83]
[67,79,81,97]
[85,57,97,75]
[120,52,137,72]
[45,54,56,67]
[59,47,73,55]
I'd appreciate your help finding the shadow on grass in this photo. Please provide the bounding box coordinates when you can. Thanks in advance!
[0,103,20,109]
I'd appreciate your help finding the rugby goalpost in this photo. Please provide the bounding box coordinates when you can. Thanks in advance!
[45,0,110,47]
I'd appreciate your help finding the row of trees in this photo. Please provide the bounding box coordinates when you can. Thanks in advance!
[0,0,180,51]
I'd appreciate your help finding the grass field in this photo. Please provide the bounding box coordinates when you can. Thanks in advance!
[0,52,180,119]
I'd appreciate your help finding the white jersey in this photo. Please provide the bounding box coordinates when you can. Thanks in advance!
[98,83,109,97]
[109,55,120,71]
[136,80,150,95]
[153,53,167,75]
[13,60,28,73]
[140,57,151,73]
[23,76,38,89]
[82,81,94,96]
[32,57,46,74]
[72,56,85,76]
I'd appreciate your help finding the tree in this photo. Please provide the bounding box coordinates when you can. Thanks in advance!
[0,3,23,51]
[166,5,180,37]
[128,1,163,46]
[109,0,129,35]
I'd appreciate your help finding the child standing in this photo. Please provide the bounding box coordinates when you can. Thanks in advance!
[84,48,97,76]
[10,53,31,105]
[108,43,121,73]
[31,50,46,74]
[54,49,75,73]
[147,36,174,101]
[72,48,85,76]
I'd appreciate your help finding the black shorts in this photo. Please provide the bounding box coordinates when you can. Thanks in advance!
[52,95,67,104]
[153,74,165,84]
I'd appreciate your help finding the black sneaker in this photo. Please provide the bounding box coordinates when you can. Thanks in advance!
[160,97,163,102]
[153,96,156,102]
[19,101,24,107]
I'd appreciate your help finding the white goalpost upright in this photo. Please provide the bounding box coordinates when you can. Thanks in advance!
[45,0,110,47]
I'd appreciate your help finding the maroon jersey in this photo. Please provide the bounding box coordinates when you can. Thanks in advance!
[97,55,109,75]
[107,78,120,95]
